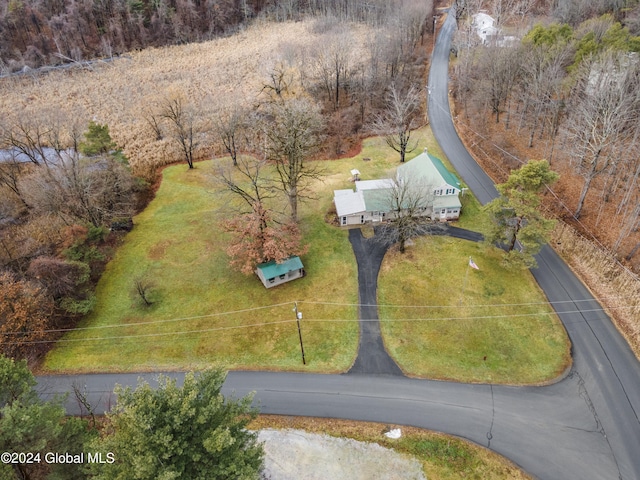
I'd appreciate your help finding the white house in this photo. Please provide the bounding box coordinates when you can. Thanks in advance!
[333,151,462,226]
[472,12,498,44]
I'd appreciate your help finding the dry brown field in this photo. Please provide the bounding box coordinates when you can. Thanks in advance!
[0,19,373,174]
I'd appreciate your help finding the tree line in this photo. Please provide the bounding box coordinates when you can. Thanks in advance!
[0,0,268,73]
[0,121,147,360]
[453,10,640,266]
[0,0,435,74]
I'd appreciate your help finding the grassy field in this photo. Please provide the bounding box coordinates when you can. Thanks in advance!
[0,19,374,174]
[378,236,572,384]
[43,125,570,382]
[44,158,359,372]
[250,416,532,480]
[43,129,442,373]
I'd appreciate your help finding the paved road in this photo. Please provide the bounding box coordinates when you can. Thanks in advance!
[428,9,640,479]
[35,9,640,480]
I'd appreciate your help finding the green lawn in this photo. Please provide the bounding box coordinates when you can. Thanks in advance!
[44,162,362,372]
[44,127,570,383]
[378,236,572,384]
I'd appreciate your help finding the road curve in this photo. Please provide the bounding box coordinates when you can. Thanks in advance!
[428,9,640,479]
[35,9,640,480]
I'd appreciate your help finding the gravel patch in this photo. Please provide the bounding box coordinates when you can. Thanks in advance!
[258,429,426,480]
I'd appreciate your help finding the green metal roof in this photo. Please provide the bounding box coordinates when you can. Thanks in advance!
[397,152,461,188]
[429,154,461,188]
[256,256,304,279]
[362,189,392,211]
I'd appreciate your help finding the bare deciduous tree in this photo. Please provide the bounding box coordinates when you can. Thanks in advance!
[215,156,275,231]
[0,154,28,208]
[160,95,199,169]
[312,28,354,110]
[515,41,570,149]
[20,153,136,227]
[565,52,640,218]
[213,105,250,167]
[0,115,52,166]
[478,45,522,124]
[376,176,442,253]
[133,275,156,307]
[371,83,422,163]
[262,98,325,222]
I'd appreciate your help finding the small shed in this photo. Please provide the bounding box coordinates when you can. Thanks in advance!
[255,256,305,289]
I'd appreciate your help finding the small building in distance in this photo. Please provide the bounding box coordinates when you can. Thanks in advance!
[255,256,305,289]
[472,12,498,44]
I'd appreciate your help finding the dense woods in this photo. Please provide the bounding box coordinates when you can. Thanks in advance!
[0,0,434,74]
[0,122,146,360]
[0,0,268,72]
[451,0,640,353]
[453,5,640,271]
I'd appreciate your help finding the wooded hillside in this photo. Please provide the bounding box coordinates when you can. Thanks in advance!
[0,0,268,72]
[453,5,640,272]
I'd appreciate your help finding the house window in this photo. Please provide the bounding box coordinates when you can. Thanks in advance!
[268,278,275,283]
[435,189,442,195]
[279,274,286,280]
[360,215,365,224]
[446,188,454,194]
[341,216,347,225]
[453,210,459,213]
[441,209,446,214]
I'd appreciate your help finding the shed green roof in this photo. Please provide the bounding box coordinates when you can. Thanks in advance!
[256,256,303,279]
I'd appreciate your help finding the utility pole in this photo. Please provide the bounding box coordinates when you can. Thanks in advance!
[294,302,306,365]
[433,15,438,49]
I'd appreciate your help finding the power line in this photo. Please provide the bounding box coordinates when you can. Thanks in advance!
[299,296,626,308]
[2,294,636,338]
[5,319,298,345]
[0,301,295,336]
[3,303,634,346]
[441,98,640,284]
